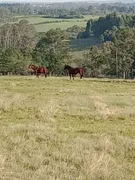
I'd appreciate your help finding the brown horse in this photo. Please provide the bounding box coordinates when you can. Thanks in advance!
[28,65,48,78]
[64,65,84,80]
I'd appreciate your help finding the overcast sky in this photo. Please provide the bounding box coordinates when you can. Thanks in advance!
[0,0,133,3]
[0,0,117,2]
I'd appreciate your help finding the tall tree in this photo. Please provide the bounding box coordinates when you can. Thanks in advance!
[101,27,135,78]
[83,46,104,77]
[33,28,70,75]
[0,20,36,51]
[0,20,36,74]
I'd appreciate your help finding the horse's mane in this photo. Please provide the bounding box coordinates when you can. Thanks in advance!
[30,64,38,68]
[64,65,73,69]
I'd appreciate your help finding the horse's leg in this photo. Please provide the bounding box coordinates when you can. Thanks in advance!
[80,73,82,79]
[80,71,83,79]
[45,73,47,78]
[69,73,71,80]
[36,73,39,78]
[72,74,74,80]
[36,71,38,78]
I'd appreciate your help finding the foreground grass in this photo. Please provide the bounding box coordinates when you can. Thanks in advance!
[0,76,135,180]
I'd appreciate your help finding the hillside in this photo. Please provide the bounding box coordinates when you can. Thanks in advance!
[0,76,135,179]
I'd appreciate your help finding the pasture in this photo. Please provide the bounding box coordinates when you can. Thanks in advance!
[35,21,86,32]
[0,76,135,179]
[18,15,99,32]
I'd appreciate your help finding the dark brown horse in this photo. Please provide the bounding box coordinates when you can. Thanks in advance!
[64,65,84,80]
[28,65,48,78]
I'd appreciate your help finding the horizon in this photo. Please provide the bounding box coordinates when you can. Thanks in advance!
[0,0,134,4]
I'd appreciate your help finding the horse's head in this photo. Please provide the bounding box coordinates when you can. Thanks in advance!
[64,65,67,70]
[28,65,31,69]
[28,65,37,71]
[64,65,72,70]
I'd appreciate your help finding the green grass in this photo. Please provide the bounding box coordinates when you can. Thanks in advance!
[19,15,99,24]
[18,15,99,32]
[19,16,64,24]
[35,21,87,32]
[0,76,135,179]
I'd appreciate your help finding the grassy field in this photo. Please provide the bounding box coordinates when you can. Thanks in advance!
[19,15,97,24]
[19,15,98,24]
[18,15,99,32]
[35,21,86,32]
[0,76,135,180]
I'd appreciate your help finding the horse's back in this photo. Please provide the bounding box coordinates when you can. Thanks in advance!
[37,66,48,73]
[71,67,82,74]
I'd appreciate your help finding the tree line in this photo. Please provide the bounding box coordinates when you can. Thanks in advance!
[78,12,135,39]
[0,20,70,75]
[1,2,135,24]
[80,27,135,79]
[76,13,135,79]
[1,12,135,78]
[0,6,17,25]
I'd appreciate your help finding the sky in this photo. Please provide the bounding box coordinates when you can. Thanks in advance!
[0,0,134,3]
[0,0,119,3]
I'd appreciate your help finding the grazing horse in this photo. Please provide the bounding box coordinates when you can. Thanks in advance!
[28,65,48,78]
[64,65,84,80]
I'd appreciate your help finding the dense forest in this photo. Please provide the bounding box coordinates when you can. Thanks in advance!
[78,12,135,39]
[1,2,135,78]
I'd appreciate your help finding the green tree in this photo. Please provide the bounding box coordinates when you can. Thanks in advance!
[0,48,32,75]
[0,20,36,74]
[33,28,70,75]
[102,27,135,78]
[83,46,104,77]
[0,48,11,74]
[0,20,36,51]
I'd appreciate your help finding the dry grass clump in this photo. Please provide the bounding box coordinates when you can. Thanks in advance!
[38,100,58,122]
[0,93,27,112]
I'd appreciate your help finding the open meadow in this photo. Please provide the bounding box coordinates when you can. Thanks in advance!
[18,15,99,32]
[0,76,135,180]
[34,21,86,32]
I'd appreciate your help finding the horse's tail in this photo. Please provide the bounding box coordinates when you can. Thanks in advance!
[82,68,84,77]
[81,68,84,76]
[80,68,84,78]
[45,67,49,74]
